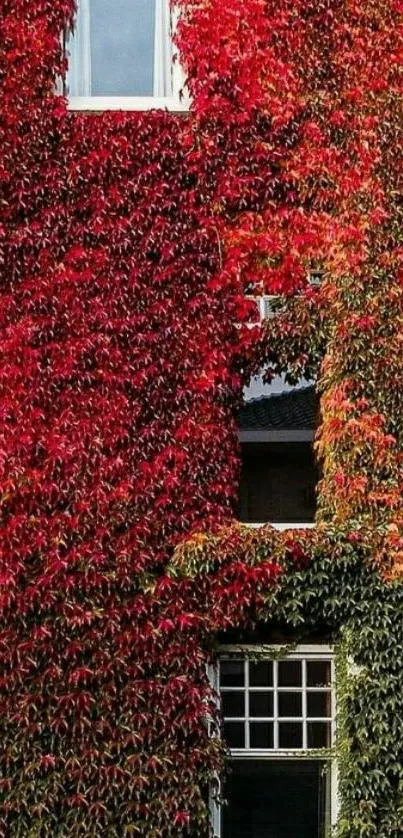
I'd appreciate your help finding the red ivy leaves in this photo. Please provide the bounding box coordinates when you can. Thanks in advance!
[0,0,402,834]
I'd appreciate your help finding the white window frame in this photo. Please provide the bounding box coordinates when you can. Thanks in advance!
[244,268,323,325]
[66,1,189,112]
[211,645,338,838]
[245,522,316,530]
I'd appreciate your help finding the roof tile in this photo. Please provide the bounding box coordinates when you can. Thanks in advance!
[238,385,318,430]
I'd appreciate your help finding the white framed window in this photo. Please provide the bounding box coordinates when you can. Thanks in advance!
[212,646,338,838]
[243,268,323,325]
[65,0,188,111]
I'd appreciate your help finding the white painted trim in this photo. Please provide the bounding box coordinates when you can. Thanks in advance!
[229,749,333,759]
[219,644,333,656]
[154,0,171,97]
[67,0,91,97]
[210,780,221,838]
[244,522,315,530]
[67,95,189,111]
[330,656,340,827]
[244,294,279,322]
[240,429,315,442]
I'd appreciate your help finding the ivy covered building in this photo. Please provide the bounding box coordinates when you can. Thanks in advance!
[0,1,402,836]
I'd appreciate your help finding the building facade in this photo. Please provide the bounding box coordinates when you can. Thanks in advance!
[1,1,402,836]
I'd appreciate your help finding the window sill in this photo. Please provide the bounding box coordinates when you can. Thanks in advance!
[244,523,315,530]
[229,749,334,758]
[67,96,190,112]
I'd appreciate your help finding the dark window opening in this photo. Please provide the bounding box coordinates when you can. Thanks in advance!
[222,759,330,838]
[239,442,319,524]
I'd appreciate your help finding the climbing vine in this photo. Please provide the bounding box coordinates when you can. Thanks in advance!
[169,524,403,837]
[0,0,402,835]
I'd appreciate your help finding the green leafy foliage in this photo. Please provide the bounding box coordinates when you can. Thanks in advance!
[0,0,402,834]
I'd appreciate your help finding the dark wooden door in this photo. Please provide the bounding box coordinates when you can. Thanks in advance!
[222,759,328,838]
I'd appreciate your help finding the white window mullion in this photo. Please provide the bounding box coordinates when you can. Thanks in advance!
[302,659,307,749]
[244,659,250,749]
[153,0,173,97]
[273,661,279,749]
[67,0,91,97]
[330,657,337,748]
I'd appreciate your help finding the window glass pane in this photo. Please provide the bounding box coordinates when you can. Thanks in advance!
[278,722,303,749]
[249,661,273,686]
[250,722,273,748]
[307,661,331,687]
[249,692,273,718]
[220,660,244,688]
[307,691,332,718]
[90,0,156,96]
[278,660,302,687]
[278,691,302,718]
[224,722,245,749]
[222,760,327,838]
[239,441,318,523]
[307,722,331,749]
[222,692,244,718]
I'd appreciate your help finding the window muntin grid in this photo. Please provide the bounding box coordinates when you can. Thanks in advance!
[219,655,334,752]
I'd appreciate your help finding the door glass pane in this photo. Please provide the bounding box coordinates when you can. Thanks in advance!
[307,660,331,687]
[307,722,332,748]
[222,692,244,718]
[250,661,273,686]
[222,760,329,838]
[249,692,273,718]
[278,722,303,749]
[278,660,302,687]
[223,722,245,749]
[250,722,273,748]
[307,691,332,718]
[278,691,302,718]
[90,0,156,96]
[220,661,244,687]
